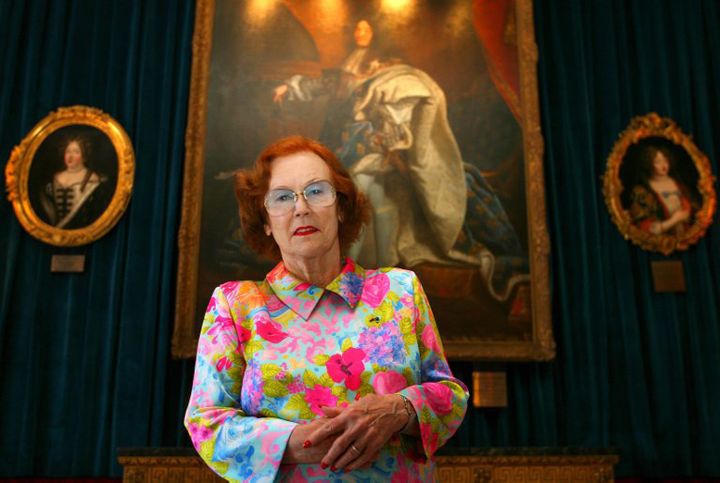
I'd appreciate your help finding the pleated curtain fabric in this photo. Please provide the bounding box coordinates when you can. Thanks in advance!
[0,0,195,476]
[447,1,720,478]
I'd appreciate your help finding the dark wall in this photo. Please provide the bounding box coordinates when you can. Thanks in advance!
[0,0,196,476]
[1,0,719,478]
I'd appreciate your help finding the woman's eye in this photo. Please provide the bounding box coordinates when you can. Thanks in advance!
[270,191,293,203]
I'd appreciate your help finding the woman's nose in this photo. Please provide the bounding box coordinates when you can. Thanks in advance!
[293,194,311,215]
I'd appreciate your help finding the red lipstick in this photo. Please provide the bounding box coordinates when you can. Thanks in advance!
[293,226,318,236]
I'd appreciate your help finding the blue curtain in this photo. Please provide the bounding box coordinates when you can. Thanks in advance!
[448,0,720,478]
[0,0,195,476]
[2,0,720,479]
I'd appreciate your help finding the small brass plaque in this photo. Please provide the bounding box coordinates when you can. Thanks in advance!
[651,260,685,293]
[51,255,86,273]
[472,371,508,408]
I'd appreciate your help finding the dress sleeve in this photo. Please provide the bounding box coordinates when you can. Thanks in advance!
[285,74,327,102]
[185,285,297,482]
[398,273,469,459]
[629,185,660,232]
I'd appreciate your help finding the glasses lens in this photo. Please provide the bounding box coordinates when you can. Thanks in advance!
[265,189,296,214]
[264,181,336,215]
[304,181,336,206]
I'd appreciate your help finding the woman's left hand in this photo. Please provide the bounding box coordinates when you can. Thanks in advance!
[305,394,412,473]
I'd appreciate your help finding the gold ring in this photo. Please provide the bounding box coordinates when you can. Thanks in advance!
[350,444,362,455]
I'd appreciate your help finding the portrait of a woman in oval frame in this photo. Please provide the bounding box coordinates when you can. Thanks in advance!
[5,105,134,247]
[603,113,716,254]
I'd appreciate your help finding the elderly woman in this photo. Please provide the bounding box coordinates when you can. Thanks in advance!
[185,136,468,481]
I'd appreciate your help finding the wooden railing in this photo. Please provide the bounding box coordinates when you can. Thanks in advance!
[118,448,619,482]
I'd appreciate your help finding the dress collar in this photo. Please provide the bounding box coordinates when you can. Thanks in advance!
[266,258,365,319]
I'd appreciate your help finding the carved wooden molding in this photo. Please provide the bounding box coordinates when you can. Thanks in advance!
[119,453,619,483]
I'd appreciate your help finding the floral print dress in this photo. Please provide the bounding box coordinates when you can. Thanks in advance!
[185,258,468,482]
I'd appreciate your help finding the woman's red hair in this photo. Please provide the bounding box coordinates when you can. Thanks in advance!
[234,136,370,260]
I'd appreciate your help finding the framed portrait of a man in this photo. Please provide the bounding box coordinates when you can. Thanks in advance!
[5,105,135,247]
[603,113,716,254]
[174,0,553,361]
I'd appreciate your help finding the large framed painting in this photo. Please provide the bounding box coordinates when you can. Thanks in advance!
[173,0,553,360]
[5,105,134,247]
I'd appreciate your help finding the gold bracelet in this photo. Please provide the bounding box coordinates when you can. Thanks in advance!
[398,394,414,433]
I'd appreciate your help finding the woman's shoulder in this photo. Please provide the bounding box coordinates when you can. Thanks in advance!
[365,265,419,288]
[214,279,265,297]
[630,184,656,203]
[206,280,269,315]
[631,184,651,195]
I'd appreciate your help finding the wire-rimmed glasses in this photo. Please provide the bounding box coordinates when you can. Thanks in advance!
[264,180,337,216]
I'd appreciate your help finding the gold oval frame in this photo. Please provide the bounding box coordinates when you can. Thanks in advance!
[603,113,716,254]
[5,105,134,246]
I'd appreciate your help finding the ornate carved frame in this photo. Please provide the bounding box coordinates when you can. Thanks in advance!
[603,113,716,254]
[172,0,553,361]
[5,105,134,247]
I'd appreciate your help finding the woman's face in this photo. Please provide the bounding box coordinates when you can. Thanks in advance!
[652,150,670,177]
[64,141,84,170]
[354,20,373,47]
[264,151,340,265]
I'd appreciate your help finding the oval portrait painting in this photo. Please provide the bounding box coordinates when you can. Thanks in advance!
[603,113,716,254]
[5,106,134,246]
[28,125,118,230]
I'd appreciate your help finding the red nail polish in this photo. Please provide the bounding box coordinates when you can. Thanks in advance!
[303,440,312,448]
[321,462,329,469]
[331,466,337,472]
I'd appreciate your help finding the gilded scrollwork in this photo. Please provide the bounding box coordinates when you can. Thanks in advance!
[5,105,134,247]
[603,113,716,254]
[172,0,215,359]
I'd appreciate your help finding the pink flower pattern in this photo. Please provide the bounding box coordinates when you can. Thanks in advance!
[360,272,390,307]
[185,258,468,482]
[424,382,454,415]
[326,347,366,390]
[305,385,338,415]
[373,370,408,395]
[256,318,289,343]
[421,324,441,354]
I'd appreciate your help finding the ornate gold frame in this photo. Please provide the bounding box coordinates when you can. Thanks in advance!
[603,113,716,254]
[172,0,553,361]
[5,105,135,246]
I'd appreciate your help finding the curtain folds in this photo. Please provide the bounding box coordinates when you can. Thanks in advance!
[448,0,720,478]
[0,0,195,476]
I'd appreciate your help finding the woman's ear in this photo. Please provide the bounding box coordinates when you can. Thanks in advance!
[264,224,272,236]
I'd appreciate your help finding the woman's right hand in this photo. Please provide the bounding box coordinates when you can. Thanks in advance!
[666,208,690,230]
[304,394,414,472]
[673,208,690,223]
[273,84,289,103]
[283,417,337,464]
[654,208,690,234]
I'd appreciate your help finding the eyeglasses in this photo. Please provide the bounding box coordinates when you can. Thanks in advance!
[264,180,337,216]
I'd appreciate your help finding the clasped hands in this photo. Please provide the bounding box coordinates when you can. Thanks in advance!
[283,393,417,473]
